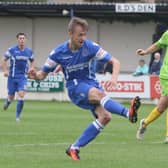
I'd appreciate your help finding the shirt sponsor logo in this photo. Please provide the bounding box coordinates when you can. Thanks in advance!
[16,56,29,60]
[66,62,89,73]
[61,55,73,60]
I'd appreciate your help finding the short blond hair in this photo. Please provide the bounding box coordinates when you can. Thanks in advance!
[68,17,88,32]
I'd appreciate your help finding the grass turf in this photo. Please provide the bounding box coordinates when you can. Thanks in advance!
[0,100,167,168]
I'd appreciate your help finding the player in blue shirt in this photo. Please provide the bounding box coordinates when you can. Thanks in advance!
[2,32,35,122]
[28,17,141,161]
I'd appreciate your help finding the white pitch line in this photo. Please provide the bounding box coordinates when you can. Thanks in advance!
[12,140,166,147]
[14,142,69,147]
[149,141,166,144]
[13,142,107,147]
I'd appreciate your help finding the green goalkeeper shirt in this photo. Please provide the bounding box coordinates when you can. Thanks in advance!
[155,30,168,79]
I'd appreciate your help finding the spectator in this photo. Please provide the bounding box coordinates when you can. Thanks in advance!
[149,52,162,75]
[133,59,149,76]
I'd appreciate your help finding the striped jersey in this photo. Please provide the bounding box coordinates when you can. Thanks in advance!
[4,45,34,78]
[42,39,112,86]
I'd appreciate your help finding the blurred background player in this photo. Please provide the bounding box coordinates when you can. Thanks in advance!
[1,32,35,122]
[136,29,168,142]
[28,17,141,161]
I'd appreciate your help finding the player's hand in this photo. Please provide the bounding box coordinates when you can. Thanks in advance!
[28,69,36,79]
[104,80,117,88]
[136,49,146,56]
[4,71,9,77]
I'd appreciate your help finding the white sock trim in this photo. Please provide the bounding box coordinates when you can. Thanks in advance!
[71,144,80,150]
[126,111,129,118]
[93,119,104,131]
[100,96,110,107]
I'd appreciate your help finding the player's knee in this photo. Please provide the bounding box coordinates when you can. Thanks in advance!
[9,95,15,101]
[18,91,25,99]
[158,106,166,113]
[100,112,111,125]
[104,115,111,124]
[157,102,168,113]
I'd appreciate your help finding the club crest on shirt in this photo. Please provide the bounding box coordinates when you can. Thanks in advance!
[82,48,89,57]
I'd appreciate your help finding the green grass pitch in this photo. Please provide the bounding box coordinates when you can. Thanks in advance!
[0,100,167,168]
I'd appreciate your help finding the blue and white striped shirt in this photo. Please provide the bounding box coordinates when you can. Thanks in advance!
[4,45,34,78]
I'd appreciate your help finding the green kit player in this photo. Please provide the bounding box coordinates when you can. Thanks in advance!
[136,30,168,142]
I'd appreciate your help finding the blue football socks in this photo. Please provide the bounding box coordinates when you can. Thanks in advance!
[16,100,24,119]
[100,96,128,118]
[72,120,104,149]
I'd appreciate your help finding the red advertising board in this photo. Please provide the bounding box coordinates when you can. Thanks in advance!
[101,81,144,92]
[150,75,161,98]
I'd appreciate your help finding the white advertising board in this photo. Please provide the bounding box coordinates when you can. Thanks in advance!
[96,74,150,98]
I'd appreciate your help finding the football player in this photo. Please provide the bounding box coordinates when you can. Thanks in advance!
[2,32,35,122]
[29,17,141,160]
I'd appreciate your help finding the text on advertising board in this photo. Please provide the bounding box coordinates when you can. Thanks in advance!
[26,74,64,92]
[115,3,156,13]
[101,81,144,92]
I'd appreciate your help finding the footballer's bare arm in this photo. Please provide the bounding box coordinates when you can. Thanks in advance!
[104,56,120,88]
[28,69,48,80]
[136,43,159,56]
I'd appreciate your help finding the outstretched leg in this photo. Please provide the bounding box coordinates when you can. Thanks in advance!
[100,96,141,123]
[66,119,104,161]
[66,106,111,161]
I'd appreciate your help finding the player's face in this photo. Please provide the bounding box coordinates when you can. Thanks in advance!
[17,35,26,48]
[69,25,87,50]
